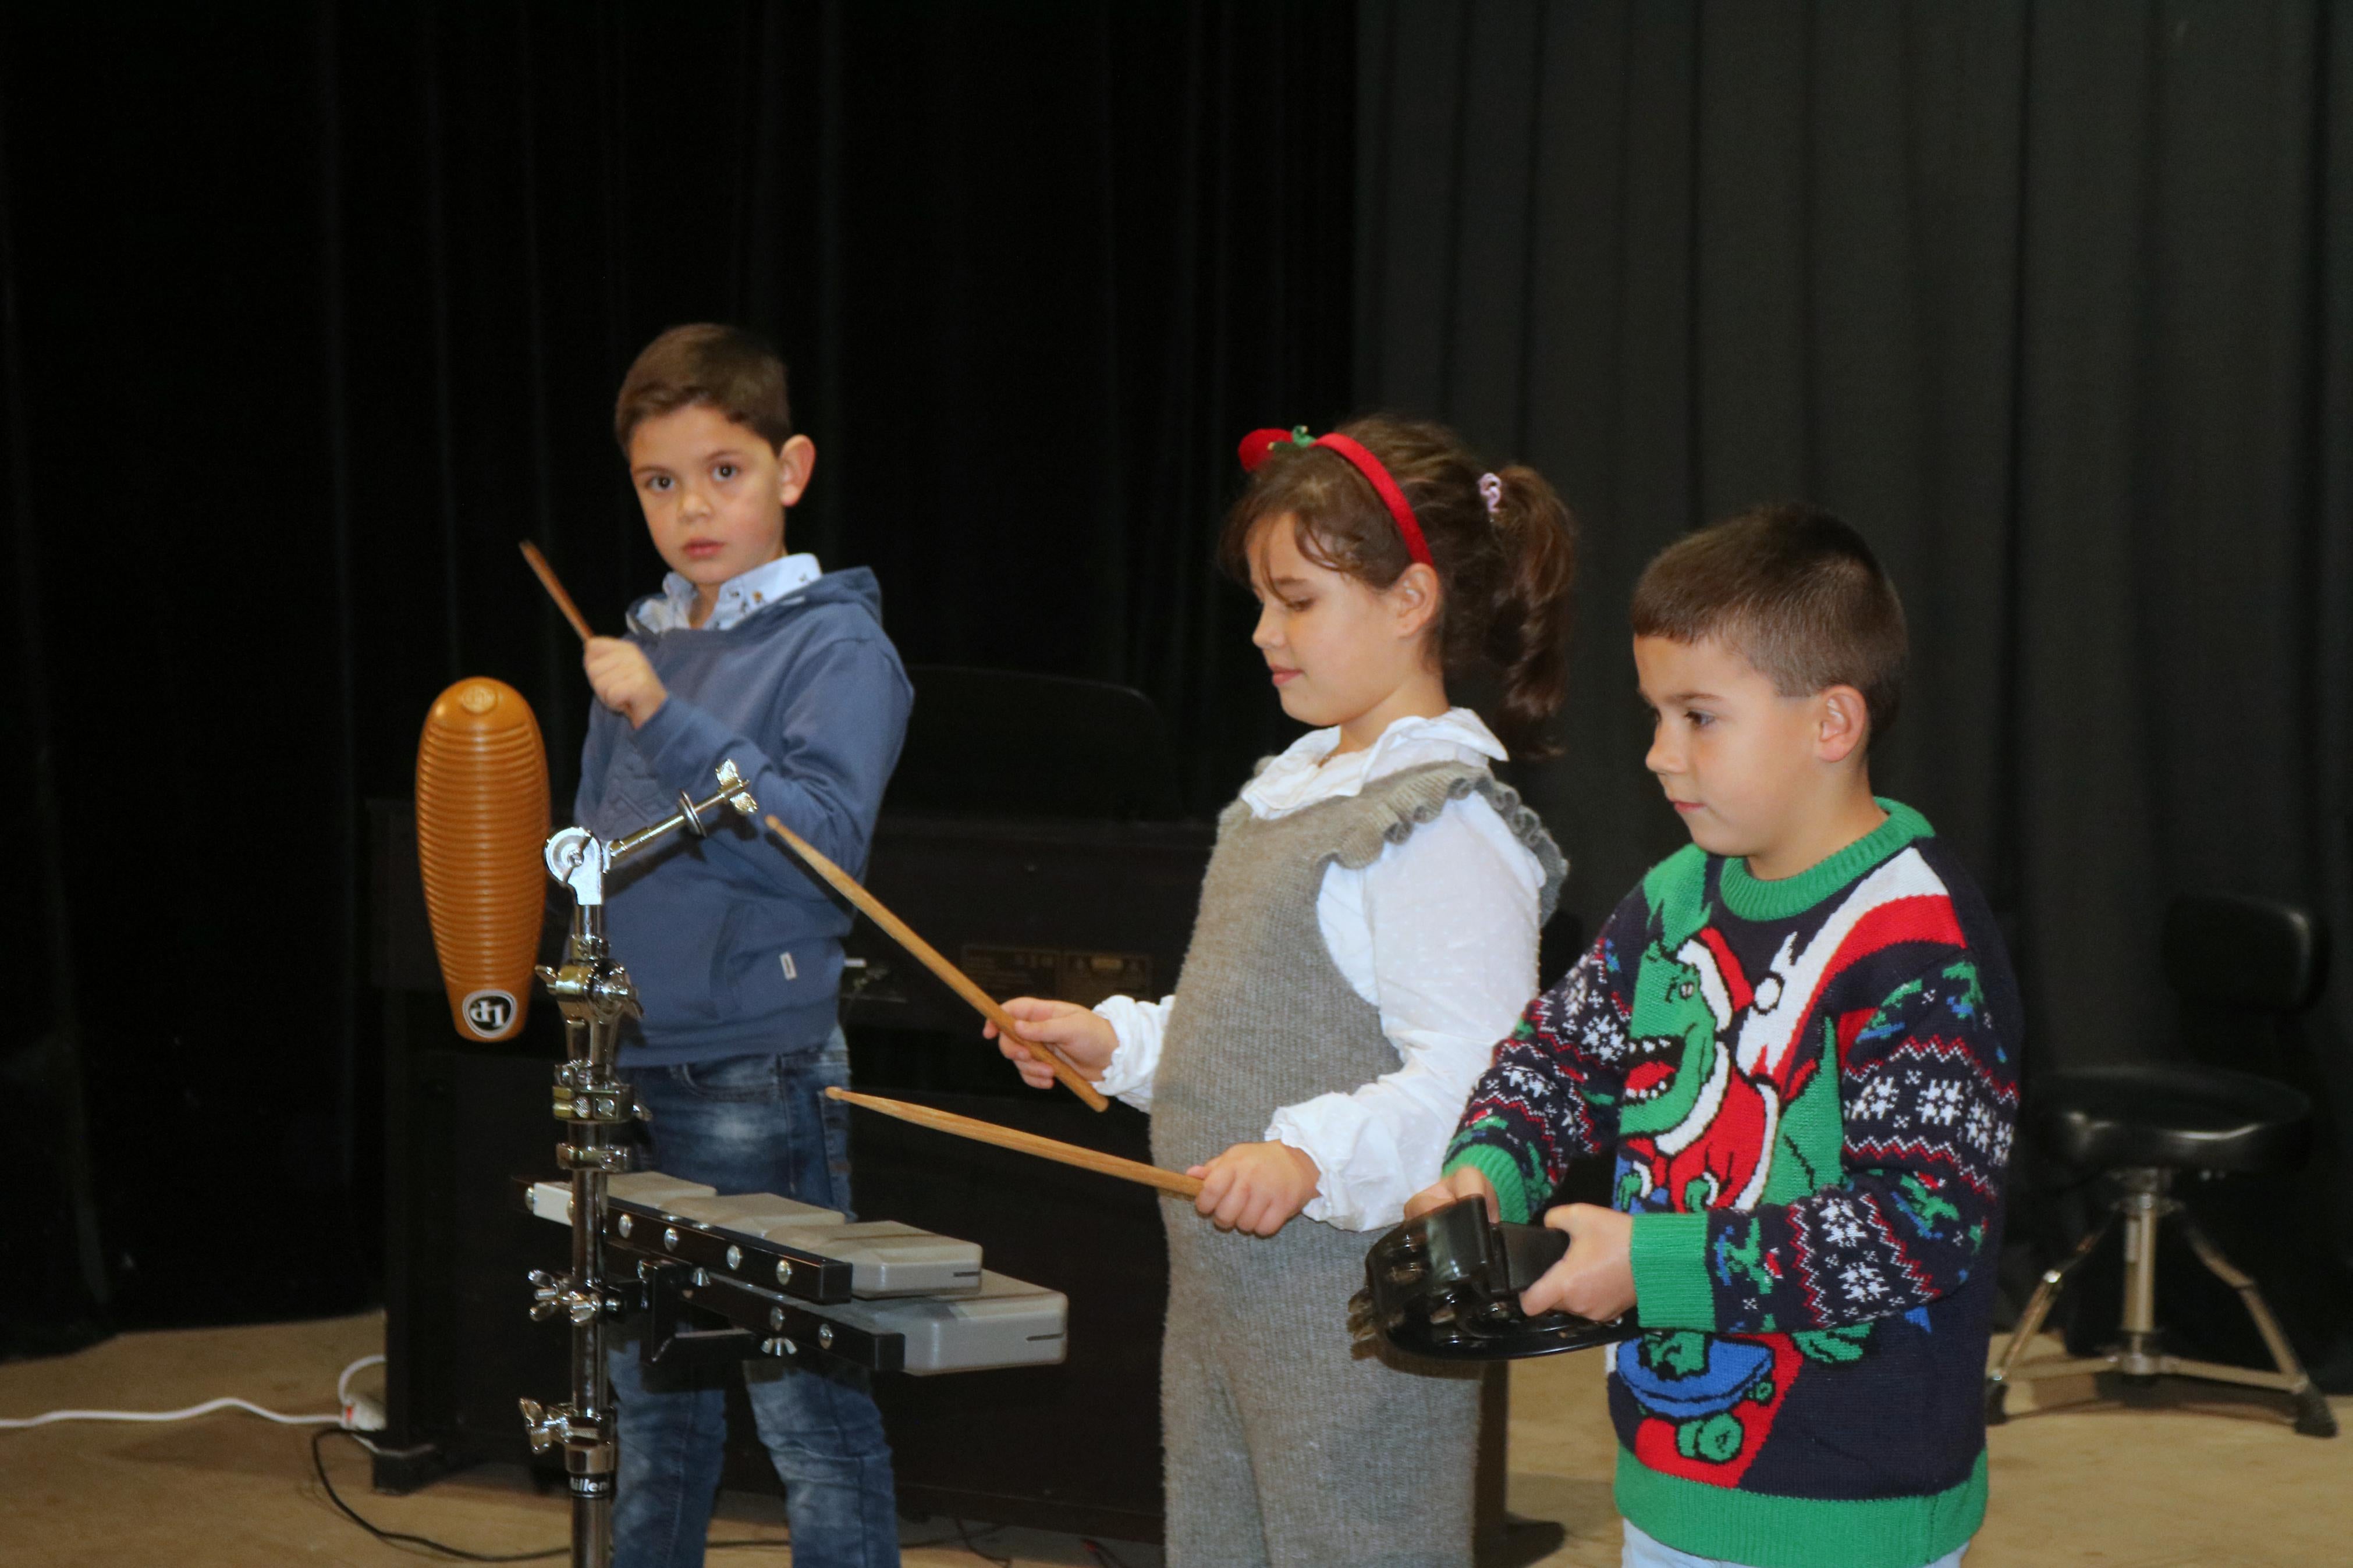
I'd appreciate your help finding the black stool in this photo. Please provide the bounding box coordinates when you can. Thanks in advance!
[1985,894,2336,1437]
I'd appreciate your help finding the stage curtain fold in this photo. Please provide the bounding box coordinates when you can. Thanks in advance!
[1358,0,2353,1366]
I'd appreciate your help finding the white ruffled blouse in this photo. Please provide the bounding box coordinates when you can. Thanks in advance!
[1093,708,1546,1230]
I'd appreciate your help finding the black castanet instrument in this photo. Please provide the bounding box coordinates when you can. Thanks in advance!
[1352,1199,1639,1361]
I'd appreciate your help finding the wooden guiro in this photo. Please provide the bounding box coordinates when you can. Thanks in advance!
[414,677,549,1043]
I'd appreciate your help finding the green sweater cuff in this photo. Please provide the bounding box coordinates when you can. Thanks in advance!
[1629,1212,1716,1330]
[1442,1145,1534,1225]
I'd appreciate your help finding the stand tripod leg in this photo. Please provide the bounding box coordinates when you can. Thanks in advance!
[2175,1210,2337,1438]
[1986,1212,2114,1423]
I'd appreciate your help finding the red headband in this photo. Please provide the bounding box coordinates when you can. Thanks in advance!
[1237,425,1434,569]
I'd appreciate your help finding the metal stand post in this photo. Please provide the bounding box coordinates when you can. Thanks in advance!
[518,762,758,1567]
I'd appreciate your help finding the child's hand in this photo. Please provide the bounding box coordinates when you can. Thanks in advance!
[983,997,1116,1090]
[1405,1166,1499,1222]
[1520,1202,1635,1321]
[584,637,667,729]
[1187,1141,1322,1236]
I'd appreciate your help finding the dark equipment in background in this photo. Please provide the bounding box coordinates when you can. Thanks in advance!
[835,671,1212,1537]
[1989,894,2342,1434]
[884,667,1186,822]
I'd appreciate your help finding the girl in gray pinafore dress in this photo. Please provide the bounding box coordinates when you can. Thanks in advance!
[1152,758,1563,1567]
[991,418,1581,1567]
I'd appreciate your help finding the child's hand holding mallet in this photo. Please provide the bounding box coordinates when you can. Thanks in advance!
[985,997,1117,1090]
[1188,1142,1322,1236]
[584,637,668,729]
[984,999,1323,1230]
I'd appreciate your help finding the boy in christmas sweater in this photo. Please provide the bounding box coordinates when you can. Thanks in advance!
[1411,504,2019,1568]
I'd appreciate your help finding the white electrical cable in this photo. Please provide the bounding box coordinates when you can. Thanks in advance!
[337,1353,388,1432]
[0,1353,386,1431]
[0,1397,342,1430]
[336,1353,385,1410]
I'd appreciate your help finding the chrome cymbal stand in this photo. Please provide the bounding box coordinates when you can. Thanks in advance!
[519,760,757,1568]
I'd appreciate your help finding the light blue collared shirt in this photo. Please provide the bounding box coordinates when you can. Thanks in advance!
[631,552,823,634]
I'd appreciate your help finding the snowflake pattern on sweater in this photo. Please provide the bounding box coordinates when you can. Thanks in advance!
[1444,802,2021,1563]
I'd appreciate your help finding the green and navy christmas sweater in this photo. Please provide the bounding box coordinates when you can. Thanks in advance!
[1444,801,2019,1568]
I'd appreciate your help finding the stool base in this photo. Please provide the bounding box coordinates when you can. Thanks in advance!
[1984,1168,2335,1438]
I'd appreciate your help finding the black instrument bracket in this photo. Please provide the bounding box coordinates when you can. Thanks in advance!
[1352,1198,1639,1361]
[636,1258,907,1376]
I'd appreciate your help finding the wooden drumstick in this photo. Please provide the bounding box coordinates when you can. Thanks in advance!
[828,1087,1199,1197]
[761,813,1112,1112]
[520,541,597,643]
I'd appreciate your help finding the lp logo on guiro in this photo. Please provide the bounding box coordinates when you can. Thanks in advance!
[463,989,517,1036]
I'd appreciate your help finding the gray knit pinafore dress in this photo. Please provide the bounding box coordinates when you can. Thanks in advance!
[1151,760,1566,1568]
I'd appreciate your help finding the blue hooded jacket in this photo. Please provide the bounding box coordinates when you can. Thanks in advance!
[574,566,911,1066]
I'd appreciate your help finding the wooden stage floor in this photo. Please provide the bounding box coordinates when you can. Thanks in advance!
[2,1312,2347,1566]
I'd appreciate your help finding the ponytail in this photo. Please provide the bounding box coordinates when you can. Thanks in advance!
[1481,465,1578,758]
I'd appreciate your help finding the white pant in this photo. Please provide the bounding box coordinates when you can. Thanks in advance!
[1623,1520,1968,1568]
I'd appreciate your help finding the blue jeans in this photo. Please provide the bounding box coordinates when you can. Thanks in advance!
[1623,1521,1966,1568]
[609,1033,900,1568]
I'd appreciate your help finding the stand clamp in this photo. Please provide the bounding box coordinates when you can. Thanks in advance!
[528,1270,626,1325]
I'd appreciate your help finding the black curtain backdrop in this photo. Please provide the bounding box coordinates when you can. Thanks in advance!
[1360,0,2353,1357]
[0,2,1353,1348]
[7,0,2350,1371]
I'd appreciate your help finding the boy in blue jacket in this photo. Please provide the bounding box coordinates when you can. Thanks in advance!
[578,323,910,1568]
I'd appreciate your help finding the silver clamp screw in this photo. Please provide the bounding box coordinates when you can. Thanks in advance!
[516,1398,597,1454]
[527,1270,605,1325]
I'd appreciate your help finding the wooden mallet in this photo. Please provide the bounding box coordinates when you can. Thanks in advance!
[762,814,1112,1112]
[520,541,597,643]
[828,1087,1197,1196]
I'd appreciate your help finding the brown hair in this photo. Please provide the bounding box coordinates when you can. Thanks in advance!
[613,324,793,453]
[1218,414,1580,756]
[1629,502,1907,741]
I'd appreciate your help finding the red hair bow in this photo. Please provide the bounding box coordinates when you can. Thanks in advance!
[1237,425,1315,471]
[1234,424,1434,568]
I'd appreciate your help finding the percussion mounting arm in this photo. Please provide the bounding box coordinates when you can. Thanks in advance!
[608,759,759,860]
[541,760,758,909]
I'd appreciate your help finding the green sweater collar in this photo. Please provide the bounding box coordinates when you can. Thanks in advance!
[1717,798,1932,922]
